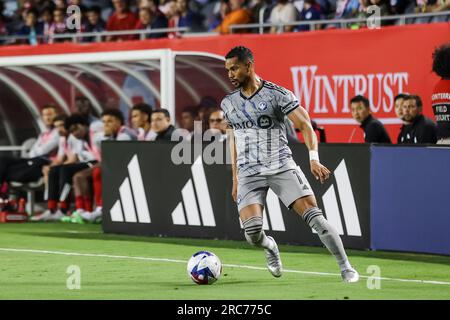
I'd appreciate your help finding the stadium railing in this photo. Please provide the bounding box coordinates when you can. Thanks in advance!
[229,10,450,34]
[0,26,190,45]
[0,11,448,45]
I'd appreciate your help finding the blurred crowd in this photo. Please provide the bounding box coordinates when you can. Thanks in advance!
[0,0,448,44]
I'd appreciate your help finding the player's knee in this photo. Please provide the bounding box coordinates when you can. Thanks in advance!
[242,216,263,245]
[72,173,83,185]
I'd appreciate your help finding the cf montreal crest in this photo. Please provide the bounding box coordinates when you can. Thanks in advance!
[257,115,273,129]
[258,101,268,111]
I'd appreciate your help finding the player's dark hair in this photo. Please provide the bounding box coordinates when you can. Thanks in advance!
[87,5,102,15]
[432,44,450,79]
[394,93,408,102]
[350,95,370,109]
[405,94,423,109]
[42,104,58,111]
[225,46,254,64]
[102,108,125,125]
[64,113,89,131]
[181,106,198,118]
[153,108,171,119]
[53,114,67,123]
[131,103,153,123]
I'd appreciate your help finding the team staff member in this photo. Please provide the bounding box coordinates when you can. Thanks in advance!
[152,109,176,141]
[398,95,437,144]
[431,44,450,145]
[0,104,59,198]
[350,95,391,143]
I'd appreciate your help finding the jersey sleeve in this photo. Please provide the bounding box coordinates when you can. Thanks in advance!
[277,88,299,115]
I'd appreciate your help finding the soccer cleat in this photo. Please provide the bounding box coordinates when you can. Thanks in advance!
[31,209,64,222]
[81,207,102,223]
[264,236,282,277]
[341,267,360,283]
[70,210,85,224]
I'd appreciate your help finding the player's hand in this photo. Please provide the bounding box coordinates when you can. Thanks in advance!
[310,160,331,184]
[232,179,238,202]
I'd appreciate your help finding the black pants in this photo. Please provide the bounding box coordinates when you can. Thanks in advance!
[48,162,97,202]
[0,156,50,183]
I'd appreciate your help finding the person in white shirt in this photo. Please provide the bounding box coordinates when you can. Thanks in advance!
[270,0,299,34]
[0,104,59,199]
[130,103,157,141]
[32,114,99,222]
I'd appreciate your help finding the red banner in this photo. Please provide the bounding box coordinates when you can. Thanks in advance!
[1,23,448,142]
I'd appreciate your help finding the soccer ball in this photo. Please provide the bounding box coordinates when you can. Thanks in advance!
[187,251,222,285]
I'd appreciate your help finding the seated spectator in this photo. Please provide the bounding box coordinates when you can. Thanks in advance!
[41,114,75,187]
[334,0,361,19]
[152,109,176,140]
[297,0,323,32]
[270,0,299,34]
[207,109,227,141]
[83,5,106,42]
[69,108,136,224]
[0,105,59,199]
[394,93,410,143]
[214,0,252,34]
[180,106,198,140]
[31,114,99,222]
[51,8,76,43]
[17,8,43,45]
[350,95,391,143]
[398,95,438,144]
[135,7,168,38]
[130,103,157,141]
[101,108,138,141]
[390,0,416,14]
[106,0,138,41]
[41,7,55,44]
[0,3,10,43]
[208,0,231,31]
[170,0,204,32]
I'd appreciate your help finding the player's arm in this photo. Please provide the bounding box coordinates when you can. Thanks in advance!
[287,106,331,183]
[227,127,238,202]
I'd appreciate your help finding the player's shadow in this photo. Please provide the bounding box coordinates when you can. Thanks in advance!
[11,225,450,267]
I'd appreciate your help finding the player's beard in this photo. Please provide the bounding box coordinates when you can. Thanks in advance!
[230,79,242,88]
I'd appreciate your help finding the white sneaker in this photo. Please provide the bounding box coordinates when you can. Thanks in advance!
[264,236,282,278]
[341,267,360,283]
[30,209,64,222]
[81,207,102,223]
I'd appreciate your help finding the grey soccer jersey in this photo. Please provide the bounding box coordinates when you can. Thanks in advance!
[221,80,299,177]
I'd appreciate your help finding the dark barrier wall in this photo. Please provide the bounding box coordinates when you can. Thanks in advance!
[102,141,371,249]
[371,146,450,256]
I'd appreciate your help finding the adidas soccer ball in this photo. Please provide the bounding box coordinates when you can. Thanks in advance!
[187,251,222,285]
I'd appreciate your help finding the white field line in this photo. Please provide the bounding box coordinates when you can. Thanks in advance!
[0,247,449,286]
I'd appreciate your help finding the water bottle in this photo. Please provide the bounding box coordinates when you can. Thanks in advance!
[18,198,26,213]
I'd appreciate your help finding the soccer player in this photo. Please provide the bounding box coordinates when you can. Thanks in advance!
[221,46,359,282]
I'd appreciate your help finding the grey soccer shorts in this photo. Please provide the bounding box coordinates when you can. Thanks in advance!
[236,166,314,212]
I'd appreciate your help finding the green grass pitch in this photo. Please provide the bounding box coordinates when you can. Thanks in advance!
[0,223,449,300]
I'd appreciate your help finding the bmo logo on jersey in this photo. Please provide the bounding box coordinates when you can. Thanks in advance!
[231,121,255,129]
[257,115,273,129]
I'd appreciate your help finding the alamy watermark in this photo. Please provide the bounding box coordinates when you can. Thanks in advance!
[66,265,81,290]
[367,6,381,30]
[66,5,82,31]
[168,121,287,167]
[366,265,381,289]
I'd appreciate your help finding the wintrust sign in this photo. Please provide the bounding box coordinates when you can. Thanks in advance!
[290,65,409,124]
